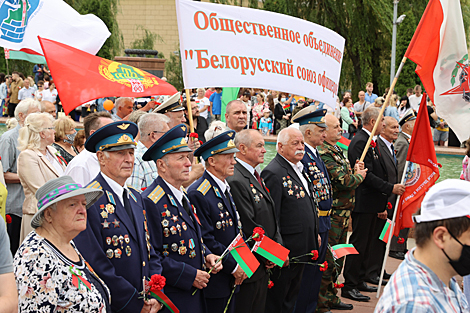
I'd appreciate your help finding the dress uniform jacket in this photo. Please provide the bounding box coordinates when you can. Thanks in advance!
[74,173,162,313]
[377,136,398,217]
[395,132,410,181]
[261,153,319,260]
[142,176,211,313]
[188,171,240,299]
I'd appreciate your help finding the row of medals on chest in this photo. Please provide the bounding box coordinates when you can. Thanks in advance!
[282,176,307,199]
[100,204,132,259]
[161,205,198,258]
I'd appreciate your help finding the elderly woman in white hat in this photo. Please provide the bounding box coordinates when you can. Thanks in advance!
[13,176,111,313]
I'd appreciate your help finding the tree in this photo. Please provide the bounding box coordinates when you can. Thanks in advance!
[165,50,184,91]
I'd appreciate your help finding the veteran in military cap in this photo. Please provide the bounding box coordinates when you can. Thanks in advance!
[291,108,333,313]
[141,124,223,313]
[74,121,164,313]
[187,130,246,313]
[153,92,186,128]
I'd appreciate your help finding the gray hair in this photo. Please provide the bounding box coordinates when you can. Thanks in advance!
[299,124,316,136]
[234,129,258,148]
[205,120,226,141]
[14,98,41,121]
[115,97,133,109]
[362,107,380,126]
[127,110,147,125]
[37,203,57,227]
[138,113,170,140]
[197,88,206,94]
[18,112,55,151]
[277,127,292,147]
[226,99,243,115]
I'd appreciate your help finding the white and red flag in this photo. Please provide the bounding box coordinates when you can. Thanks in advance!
[404,0,470,142]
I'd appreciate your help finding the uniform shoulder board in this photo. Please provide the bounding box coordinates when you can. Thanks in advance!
[87,181,102,190]
[147,185,165,204]
[196,179,211,196]
[127,185,141,193]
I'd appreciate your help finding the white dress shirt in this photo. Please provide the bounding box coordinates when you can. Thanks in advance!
[280,154,310,196]
[101,172,129,207]
[64,149,101,186]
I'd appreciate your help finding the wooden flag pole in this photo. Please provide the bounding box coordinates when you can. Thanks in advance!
[185,89,194,133]
[359,56,408,162]
[376,160,409,298]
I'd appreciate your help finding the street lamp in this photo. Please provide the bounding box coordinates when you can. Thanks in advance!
[390,0,406,86]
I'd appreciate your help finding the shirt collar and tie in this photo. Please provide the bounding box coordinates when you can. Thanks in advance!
[280,154,310,196]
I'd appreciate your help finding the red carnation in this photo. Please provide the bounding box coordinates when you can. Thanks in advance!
[319,261,328,272]
[370,140,377,148]
[141,187,147,191]
[334,283,344,288]
[438,163,442,168]
[252,227,265,242]
[149,274,166,293]
[5,214,12,224]
[199,140,203,145]
[268,280,274,289]
[189,133,198,138]
[397,238,405,244]
[387,202,392,210]
[311,250,319,261]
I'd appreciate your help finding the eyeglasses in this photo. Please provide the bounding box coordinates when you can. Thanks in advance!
[44,127,55,130]
[148,130,166,136]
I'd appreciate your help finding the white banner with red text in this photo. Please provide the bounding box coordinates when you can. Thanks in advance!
[176,0,345,108]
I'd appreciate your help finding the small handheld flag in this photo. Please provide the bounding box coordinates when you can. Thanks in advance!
[228,234,260,278]
[379,219,392,243]
[253,236,290,267]
[331,244,358,259]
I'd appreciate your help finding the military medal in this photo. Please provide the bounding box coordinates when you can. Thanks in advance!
[124,234,130,244]
[171,243,178,252]
[171,214,178,222]
[252,188,256,194]
[189,239,196,258]
[283,181,288,187]
[216,221,222,229]
[126,246,132,257]
[106,249,114,259]
[300,191,305,198]
[112,235,119,246]
[214,187,222,198]
[112,219,120,228]
[222,220,226,230]
[163,228,170,237]
[296,193,300,199]
[176,224,182,236]
[101,219,110,229]
[100,210,108,219]
[170,226,177,235]
[106,191,116,205]
[178,240,187,255]
[106,204,115,214]
[119,235,124,248]
[295,185,298,190]
[254,195,260,203]
[182,222,187,231]
[161,219,169,227]
[229,219,233,226]
[218,202,223,210]
[225,211,229,217]
[168,195,177,207]
[114,248,122,258]
[106,237,111,245]
[288,189,293,196]
[219,212,224,219]
[163,244,169,257]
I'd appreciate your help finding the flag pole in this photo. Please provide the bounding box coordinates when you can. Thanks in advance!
[359,56,408,162]
[376,160,409,298]
[185,89,194,133]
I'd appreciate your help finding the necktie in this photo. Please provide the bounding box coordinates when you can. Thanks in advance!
[254,170,263,186]
[122,189,135,226]
[391,144,397,164]
[182,196,191,215]
[224,190,233,209]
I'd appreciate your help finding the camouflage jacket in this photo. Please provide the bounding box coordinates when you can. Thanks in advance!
[318,141,364,210]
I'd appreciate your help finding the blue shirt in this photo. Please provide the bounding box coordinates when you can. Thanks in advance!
[384,106,400,122]
[209,92,222,115]
[365,92,378,104]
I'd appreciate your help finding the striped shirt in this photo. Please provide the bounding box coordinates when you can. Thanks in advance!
[375,248,469,313]
[127,141,158,190]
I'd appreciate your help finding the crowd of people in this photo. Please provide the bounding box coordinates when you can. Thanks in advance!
[0,79,470,313]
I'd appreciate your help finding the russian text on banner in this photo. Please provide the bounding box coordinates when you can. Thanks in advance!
[404,0,470,142]
[0,0,110,56]
[175,0,345,109]
[252,235,290,267]
[38,37,177,115]
[228,234,260,278]
[379,219,392,243]
[331,244,358,259]
[394,95,440,237]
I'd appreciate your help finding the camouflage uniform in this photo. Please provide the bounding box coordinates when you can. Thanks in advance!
[316,141,364,313]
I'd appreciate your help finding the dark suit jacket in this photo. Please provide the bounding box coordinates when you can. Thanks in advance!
[395,132,410,180]
[74,173,162,313]
[142,176,210,313]
[378,136,398,217]
[261,154,319,260]
[302,145,332,233]
[227,161,282,282]
[348,129,394,214]
[188,171,240,298]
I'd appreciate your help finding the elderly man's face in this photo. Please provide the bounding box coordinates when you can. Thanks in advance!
[226,102,247,132]
[158,152,192,186]
[43,101,56,118]
[306,125,327,148]
[98,148,135,184]
[48,194,88,234]
[244,132,266,167]
[119,100,134,117]
[209,153,237,179]
[278,129,305,163]
[325,115,343,143]
[166,111,186,128]
[381,118,400,142]
[23,79,30,88]
[358,91,365,101]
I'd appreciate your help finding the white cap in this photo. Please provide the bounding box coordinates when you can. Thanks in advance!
[414,179,470,223]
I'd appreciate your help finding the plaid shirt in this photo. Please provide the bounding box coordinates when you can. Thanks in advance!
[127,141,158,190]
[375,248,469,313]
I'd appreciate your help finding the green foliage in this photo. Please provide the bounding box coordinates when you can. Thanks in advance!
[129,26,164,57]
[165,50,184,91]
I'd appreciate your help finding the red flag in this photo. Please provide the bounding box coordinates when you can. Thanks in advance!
[394,94,440,236]
[38,37,177,115]
[228,234,260,278]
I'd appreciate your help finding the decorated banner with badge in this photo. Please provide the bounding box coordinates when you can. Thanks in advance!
[176,0,345,108]
[38,37,178,115]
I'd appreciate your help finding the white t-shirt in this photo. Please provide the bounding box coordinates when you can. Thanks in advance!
[18,87,35,100]
[408,94,422,111]
[195,97,210,118]
[42,89,58,103]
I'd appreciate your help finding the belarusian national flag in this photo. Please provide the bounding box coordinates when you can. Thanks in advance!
[150,290,179,313]
[252,235,290,267]
[331,244,358,259]
[337,136,350,151]
[379,219,392,243]
[0,0,110,57]
[394,95,440,236]
[39,37,177,115]
[228,234,259,278]
[404,0,470,142]
[5,48,46,64]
